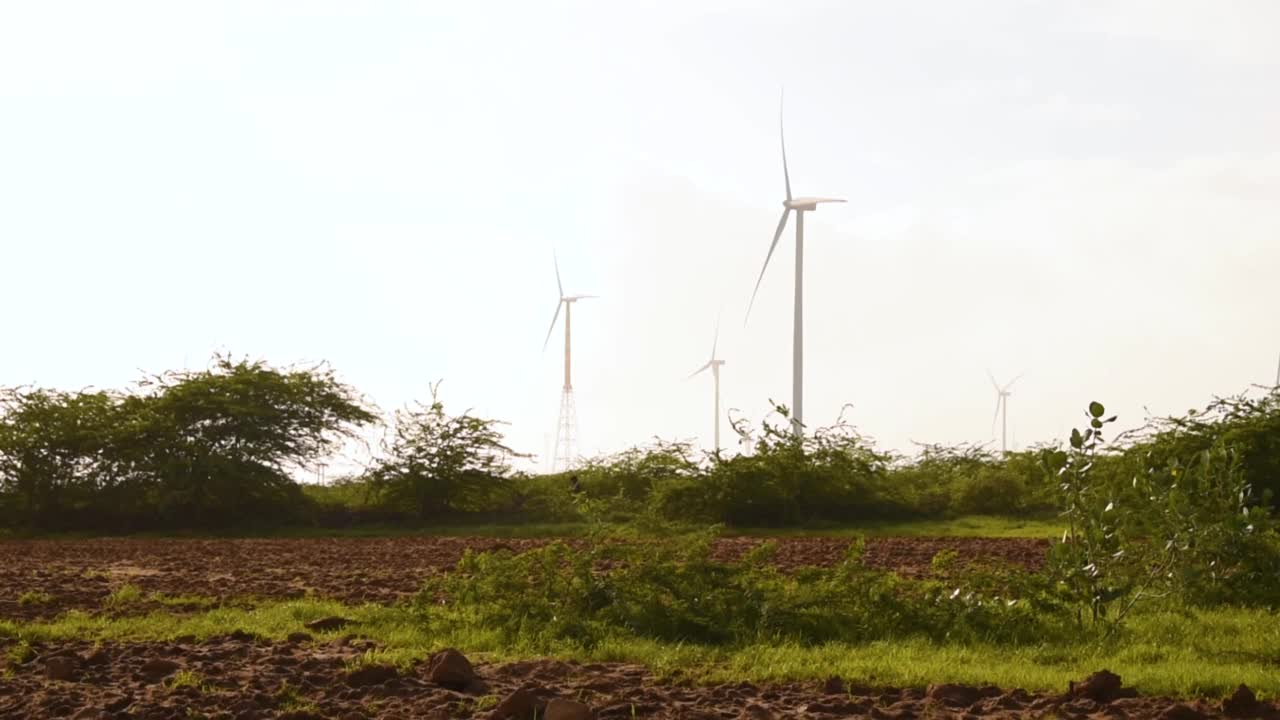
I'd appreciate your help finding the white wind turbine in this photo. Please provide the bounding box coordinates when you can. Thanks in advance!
[988,370,1023,454]
[542,253,596,472]
[688,317,727,452]
[746,92,845,437]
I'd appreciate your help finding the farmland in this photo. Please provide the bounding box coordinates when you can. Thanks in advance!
[5,362,1280,718]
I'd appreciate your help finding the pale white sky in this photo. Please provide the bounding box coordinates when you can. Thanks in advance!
[2,2,1278,473]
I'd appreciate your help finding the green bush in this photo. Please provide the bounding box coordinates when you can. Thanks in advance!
[416,520,1063,651]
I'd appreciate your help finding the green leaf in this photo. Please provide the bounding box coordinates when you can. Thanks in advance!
[1088,401,1105,418]
[1070,429,1083,449]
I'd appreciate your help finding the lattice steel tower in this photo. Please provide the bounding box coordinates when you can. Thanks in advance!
[542,252,595,473]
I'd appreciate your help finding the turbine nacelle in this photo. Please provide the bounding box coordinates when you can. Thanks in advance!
[785,197,846,211]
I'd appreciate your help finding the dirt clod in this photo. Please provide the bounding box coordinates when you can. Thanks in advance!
[43,656,79,681]
[1070,669,1139,703]
[927,683,982,707]
[345,663,398,687]
[1223,685,1262,718]
[138,658,180,681]
[1162,703,1210,720]
[545,697,593,720]
[428,648,477,690]
[489,688,544,720]
[738,703,775,719]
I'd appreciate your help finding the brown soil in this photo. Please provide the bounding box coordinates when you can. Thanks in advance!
[0,637,1267,720]
[0,536,1048,621]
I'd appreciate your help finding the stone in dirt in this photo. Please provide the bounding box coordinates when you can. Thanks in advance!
[429,648,478,690]
[139,658,181,681]
[305,616,352,632]
[1069,670,1139,703]
[346,663,398,687]
[1223,685,1263,718]
[44,655,80,681]
[489,688,545,720]
[286,632,313,643]
[821,676,845,695]
[544,698,593,720]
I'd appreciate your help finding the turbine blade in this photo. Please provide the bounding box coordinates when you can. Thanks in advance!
[986,369,1000,392]
[991,395,1002,433]
[687,361,711,380]
[553,251,564,298]
[711,311,721,360]
[780,89,792,202]
[1004,373,1025,391]
[746,208,791,323]
[542,300,562,352]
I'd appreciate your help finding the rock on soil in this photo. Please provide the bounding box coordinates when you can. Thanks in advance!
[429,647,478,690]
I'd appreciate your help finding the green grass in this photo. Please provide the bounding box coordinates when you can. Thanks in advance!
[165,669,209,692]
[16,591,54,606]
[1,598,1273,699]
[103,584,144,608]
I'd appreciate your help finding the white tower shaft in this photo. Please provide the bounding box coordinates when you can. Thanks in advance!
[793,210,805,437]
[713,364,722,452]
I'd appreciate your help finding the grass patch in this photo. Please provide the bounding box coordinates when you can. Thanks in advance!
[165,668,209,692]
[4,598,1278,699]
[103,584,144,608]
[17,591,54,606]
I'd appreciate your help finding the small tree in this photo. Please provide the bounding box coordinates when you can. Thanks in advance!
[0,388,119,530]
[367,382,523,521]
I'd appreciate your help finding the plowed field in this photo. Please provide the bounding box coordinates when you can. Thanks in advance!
[0,536,1048,621]
[1,636,1266,720]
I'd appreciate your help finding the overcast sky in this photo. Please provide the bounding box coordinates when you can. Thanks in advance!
[2,1,1278,473]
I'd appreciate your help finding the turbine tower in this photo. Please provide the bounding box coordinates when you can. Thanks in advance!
[543,253,596,472]
[988,371,1022,454]
[688,317,727,452]
[746,92,845,437]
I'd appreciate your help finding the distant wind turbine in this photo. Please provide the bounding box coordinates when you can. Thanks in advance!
[688,316,727,452]
[543,252,597,472]
[988,371,1023,454]
[745,91,845,437]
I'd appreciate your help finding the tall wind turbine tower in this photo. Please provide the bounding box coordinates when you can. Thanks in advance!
[988,371,1022,454]
[746,92,845,437]
[543,253,596,472]
[688,318,727,452]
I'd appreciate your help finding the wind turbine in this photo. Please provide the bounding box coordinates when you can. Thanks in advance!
[688,317,727,452]
[745,92,845,437]
[988,371,1022,454]
[542,253,596,472]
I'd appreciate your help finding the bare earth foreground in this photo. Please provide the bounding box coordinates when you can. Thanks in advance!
[7,536,1274,718]
[2,636,1273,720]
